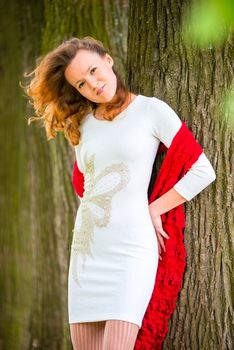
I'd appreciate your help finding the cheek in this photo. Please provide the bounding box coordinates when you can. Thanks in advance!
[105,70,115,84]
[74,86,87,98]
[80,90,90,99]
[101,66,112,79]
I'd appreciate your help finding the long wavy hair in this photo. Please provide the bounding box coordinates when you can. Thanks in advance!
[22,36,131,146]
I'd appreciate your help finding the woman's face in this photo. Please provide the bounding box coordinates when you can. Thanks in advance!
[64,49,117,104]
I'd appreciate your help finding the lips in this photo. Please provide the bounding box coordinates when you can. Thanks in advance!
[97,84,105,95]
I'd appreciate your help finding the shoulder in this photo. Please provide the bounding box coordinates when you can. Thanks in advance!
[139,95,181,123]
[140,95,182,147]
[142,95,174,110]
[138,94,175,114]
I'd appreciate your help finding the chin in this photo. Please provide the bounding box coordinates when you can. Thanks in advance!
[92,85,117,104]
[97,93,115,104]
[105,95,116,103]
[105,89,118,103]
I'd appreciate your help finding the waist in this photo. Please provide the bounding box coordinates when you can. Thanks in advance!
[74,202,154,230]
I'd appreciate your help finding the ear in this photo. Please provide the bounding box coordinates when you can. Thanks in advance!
[105,53,114,67]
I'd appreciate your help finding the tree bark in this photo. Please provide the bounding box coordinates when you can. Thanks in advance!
[0,1,129,349]
[127,1,233,350]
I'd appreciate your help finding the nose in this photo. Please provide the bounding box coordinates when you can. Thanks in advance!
[86,76,98,91]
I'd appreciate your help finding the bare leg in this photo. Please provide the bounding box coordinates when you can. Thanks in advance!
[69,321,105,350]
[103,320,140,350]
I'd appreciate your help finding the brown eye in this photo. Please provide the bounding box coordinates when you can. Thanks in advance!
[78,67,97,89]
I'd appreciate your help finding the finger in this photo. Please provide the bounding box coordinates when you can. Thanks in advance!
[157,240,162,260]
[157,242,161,254]
[156,236,162,253]
[157,241,165,261]
[157,234,166,252]
[156,236,165,253]
[160,230,170,239]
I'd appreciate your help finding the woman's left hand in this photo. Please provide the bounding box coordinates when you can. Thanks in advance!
[148,204,170,260]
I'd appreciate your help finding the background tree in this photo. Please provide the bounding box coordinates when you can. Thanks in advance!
[127,0,233,349]
[182,0,234,128]
[0,1,129,349]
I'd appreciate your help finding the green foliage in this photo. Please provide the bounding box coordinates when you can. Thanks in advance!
[183,0,234,47]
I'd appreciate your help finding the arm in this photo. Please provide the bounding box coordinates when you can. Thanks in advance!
[149,187,187,217]
[147,97,216,216]
[149,152,216,216]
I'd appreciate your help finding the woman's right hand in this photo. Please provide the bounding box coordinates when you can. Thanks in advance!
[148,205,170,261]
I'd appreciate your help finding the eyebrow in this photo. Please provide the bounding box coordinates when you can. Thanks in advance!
[75,65,92,85]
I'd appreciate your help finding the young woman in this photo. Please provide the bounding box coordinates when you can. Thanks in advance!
[24,36,216,350]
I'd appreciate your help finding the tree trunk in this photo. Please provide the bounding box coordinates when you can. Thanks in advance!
[0,1,129,349]
[127,1,233,350]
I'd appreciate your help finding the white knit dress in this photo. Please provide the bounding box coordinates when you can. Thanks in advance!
[67,94,216,328]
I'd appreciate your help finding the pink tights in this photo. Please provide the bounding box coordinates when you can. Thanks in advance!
[70,320,140,350]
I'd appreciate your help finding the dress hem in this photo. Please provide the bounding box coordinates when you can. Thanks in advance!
[68,313,142,328]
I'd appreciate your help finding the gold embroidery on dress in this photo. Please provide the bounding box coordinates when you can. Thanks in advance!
[71,152,130,286]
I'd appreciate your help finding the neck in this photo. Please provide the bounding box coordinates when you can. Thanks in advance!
[94,92,135,119]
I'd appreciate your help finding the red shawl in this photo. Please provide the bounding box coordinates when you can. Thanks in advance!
[71,121,203,349]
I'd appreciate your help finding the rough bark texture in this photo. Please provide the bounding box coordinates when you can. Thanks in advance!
[127,1,234,350]
[0,0,129,349]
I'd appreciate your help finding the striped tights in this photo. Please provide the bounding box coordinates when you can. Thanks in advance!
[70,320,140,350]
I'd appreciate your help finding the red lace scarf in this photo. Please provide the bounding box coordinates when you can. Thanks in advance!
[71,121,203,349]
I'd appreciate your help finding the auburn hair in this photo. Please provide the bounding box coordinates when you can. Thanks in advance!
[22,36,131,146]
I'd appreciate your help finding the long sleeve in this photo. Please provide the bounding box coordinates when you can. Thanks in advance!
[147,97,216,201]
